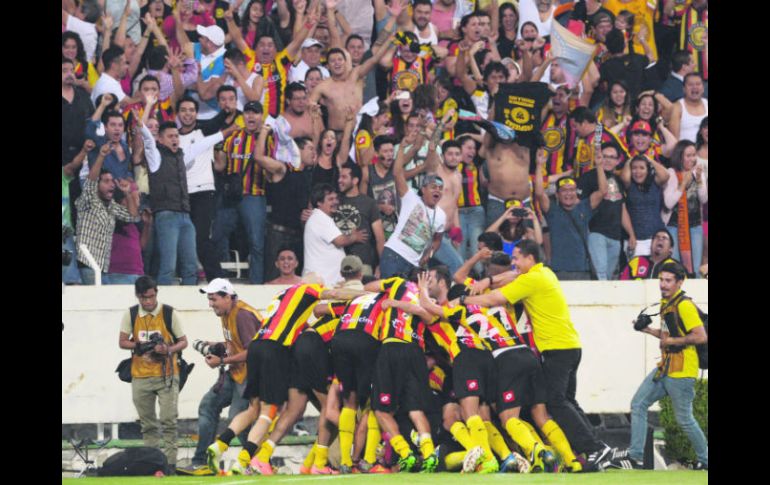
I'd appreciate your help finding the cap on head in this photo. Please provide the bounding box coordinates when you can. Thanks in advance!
[301,38,323,49]
[196,25,225,47]
[421,174,444,187]
[630,120,653,134]
[340,255,364,276]
[557,177,577,190]
[243,101,264,114]
[199,278,236,295]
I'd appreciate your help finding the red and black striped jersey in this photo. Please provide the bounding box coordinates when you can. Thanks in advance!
[457,161,482,207]
[257,284,324,346]
[222,129,266,196]
[335,292,389,338]
[378,277,426,348]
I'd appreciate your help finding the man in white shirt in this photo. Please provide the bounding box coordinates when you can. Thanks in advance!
[185,25,228,120]
[302,183,368,286]
[92,46,130,105]
[289,39,330,84]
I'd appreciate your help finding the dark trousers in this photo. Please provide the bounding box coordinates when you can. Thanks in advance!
[540,348,602,454]
[263,222,303,282]
[190,191,222,281]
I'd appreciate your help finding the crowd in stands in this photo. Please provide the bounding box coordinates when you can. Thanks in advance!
[62,0,709,286]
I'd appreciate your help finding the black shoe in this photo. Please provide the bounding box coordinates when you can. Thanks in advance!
[692,461,708,471]
[584,444,613,472]
[606,456,644,470]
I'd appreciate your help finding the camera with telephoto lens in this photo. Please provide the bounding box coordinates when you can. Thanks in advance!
[193,339,226,358]
[136,332,164,355]
[633,312,653,331]
[62,225,73,266]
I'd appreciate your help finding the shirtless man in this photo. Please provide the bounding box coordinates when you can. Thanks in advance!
[308,0,402,131]
[280,83,320,139]
[479,131,533,228]
[432,138,465,276]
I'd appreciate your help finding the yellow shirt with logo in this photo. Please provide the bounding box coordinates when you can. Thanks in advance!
[499,263,581,351]
[120,303,185,379]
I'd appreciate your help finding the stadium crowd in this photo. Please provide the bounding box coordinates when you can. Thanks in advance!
[62,0,709,476]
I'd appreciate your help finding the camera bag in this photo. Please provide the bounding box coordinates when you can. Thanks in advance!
[98,446,168,476]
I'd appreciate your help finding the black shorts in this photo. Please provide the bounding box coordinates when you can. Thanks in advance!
[452,348,497,404]
[494,347,547,411]
[289,330,332,395]
[243,339,291,405]
[372,341,431,414]
[330,330,381,406]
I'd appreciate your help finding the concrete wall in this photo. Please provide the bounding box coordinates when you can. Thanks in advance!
[62,280,707,425]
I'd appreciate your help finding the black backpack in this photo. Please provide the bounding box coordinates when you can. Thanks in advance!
[116,304,194,389]
[98,447,168,476]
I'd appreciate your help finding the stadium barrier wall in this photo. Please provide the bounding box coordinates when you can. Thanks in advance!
[62,280,707,425]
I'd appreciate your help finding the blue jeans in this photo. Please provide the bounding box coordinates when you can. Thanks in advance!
[587,232,621,280]
[667,225,704,277]
[433,234,464,277]
[629,369,708,465]
[212,195,266,284]
[106,273,141,285]
[154,211,198,285]
[62,234,82,284]
[191,372,249,465]
[459,206,486,260]
[380,247,416,279]
[486,197,506,229]
[79,266,110,285]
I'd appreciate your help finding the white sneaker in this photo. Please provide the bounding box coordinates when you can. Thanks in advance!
[462,446,484,473]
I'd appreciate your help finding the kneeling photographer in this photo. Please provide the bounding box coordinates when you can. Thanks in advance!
[179,279,261,476]
[608,263,708,471]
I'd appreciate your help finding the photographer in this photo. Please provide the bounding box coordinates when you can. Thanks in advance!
[179,278,261,476]
[119,276,188,471]
[609,263,708,470]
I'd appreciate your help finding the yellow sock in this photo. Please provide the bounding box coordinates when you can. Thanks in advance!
[237,448,251,467]
[449,421,475,450]
[314,445,329,469]
[418,433,435,459]
[303,443,317,469]
[363,412,381,464]
[542,419,578,465]
[215,438,229,452]
[256,439,275,463]
[484,421,512,458]
[521,419,546,447]
[504,417,537,456]
[466,415,493,460]
[338,407,356,467]
[390,434,411,459]
[445,451,467,471]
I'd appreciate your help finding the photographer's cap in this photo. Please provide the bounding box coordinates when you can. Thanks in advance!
[199,278,236,295]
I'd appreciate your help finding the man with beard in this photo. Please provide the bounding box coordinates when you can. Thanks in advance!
[432,140,464,278]
[280,83,319,139]
[334,162,386,275]
[620,229,680,280]
[310,2,401,131]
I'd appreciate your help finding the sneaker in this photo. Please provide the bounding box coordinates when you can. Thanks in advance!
[398,453,418,472]
[206,442,225,474]
[477,456,499,474]
[298,465,311,475]
[369,464,392,474]
[462,446,484,473]
[607,456,644,470]
[249,457,274,475]
[420,453,438,473]
[584,444,613,472]
[310,465,338,475]
[176,464,214,476]
[692,461,708,471]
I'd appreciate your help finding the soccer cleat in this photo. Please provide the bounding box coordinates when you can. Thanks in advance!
[500,452,526,473]
[206,442,225,474]
[298,465,311,475]
[541,448,557,472]
[477,456,500,474]
[584,444,613,472]
[176,464,214,476]
[369,464,392,474]
[607,456,644,470]
[229,460,252,476]
[338,464,353,474]
[692,461,708,471]
[462,446,484,473]
[420,453,439,473]
[397,453,418,472]
[356,460,372,473]
[565,459,583,473]
[249,456,274,475]
[530,442,546,473]
[310,465,338,475]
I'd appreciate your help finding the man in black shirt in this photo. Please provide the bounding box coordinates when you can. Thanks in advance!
[598,29,656,104]
[334,162,386,275]
[62,57,95,165]
[577,142,635,280]
[256,131,317,281]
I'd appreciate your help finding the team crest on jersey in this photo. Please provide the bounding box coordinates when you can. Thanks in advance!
[542,127,565,153]
[466,379,479,391]
[253,63,263,73]
[503,390,515,403]
[379,393,391,405]
[688,23,707,51]
[394,69,419,91]
[638,265,647,275]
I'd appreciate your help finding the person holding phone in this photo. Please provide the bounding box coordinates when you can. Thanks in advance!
[484,199,543,258]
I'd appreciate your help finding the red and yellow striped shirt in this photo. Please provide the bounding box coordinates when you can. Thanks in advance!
[457,162,482,207]
[223,129,266,196]
[257,284,324,346]
[243,48,294,118]
[378,277,426,348]
[334,292,388,338]
[680,5,707,80]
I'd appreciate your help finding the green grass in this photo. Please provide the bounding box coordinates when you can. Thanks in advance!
[62,471,707,485]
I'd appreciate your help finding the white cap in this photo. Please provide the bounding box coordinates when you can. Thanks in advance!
[301,38,323,49]
[196,25,225,46]
[199,278,236,295]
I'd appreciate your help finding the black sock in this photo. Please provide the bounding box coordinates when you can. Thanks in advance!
[244,440,259,458]
[219,428,235,445]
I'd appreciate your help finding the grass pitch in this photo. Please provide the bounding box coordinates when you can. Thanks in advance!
[62,470,707,485]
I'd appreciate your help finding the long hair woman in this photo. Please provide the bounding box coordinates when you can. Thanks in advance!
[620,155,670,257]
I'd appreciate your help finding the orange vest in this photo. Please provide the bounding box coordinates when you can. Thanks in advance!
[222,300,263,384]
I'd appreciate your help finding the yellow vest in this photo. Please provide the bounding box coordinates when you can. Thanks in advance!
[131,306,178,379]
[222,300,263,384]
